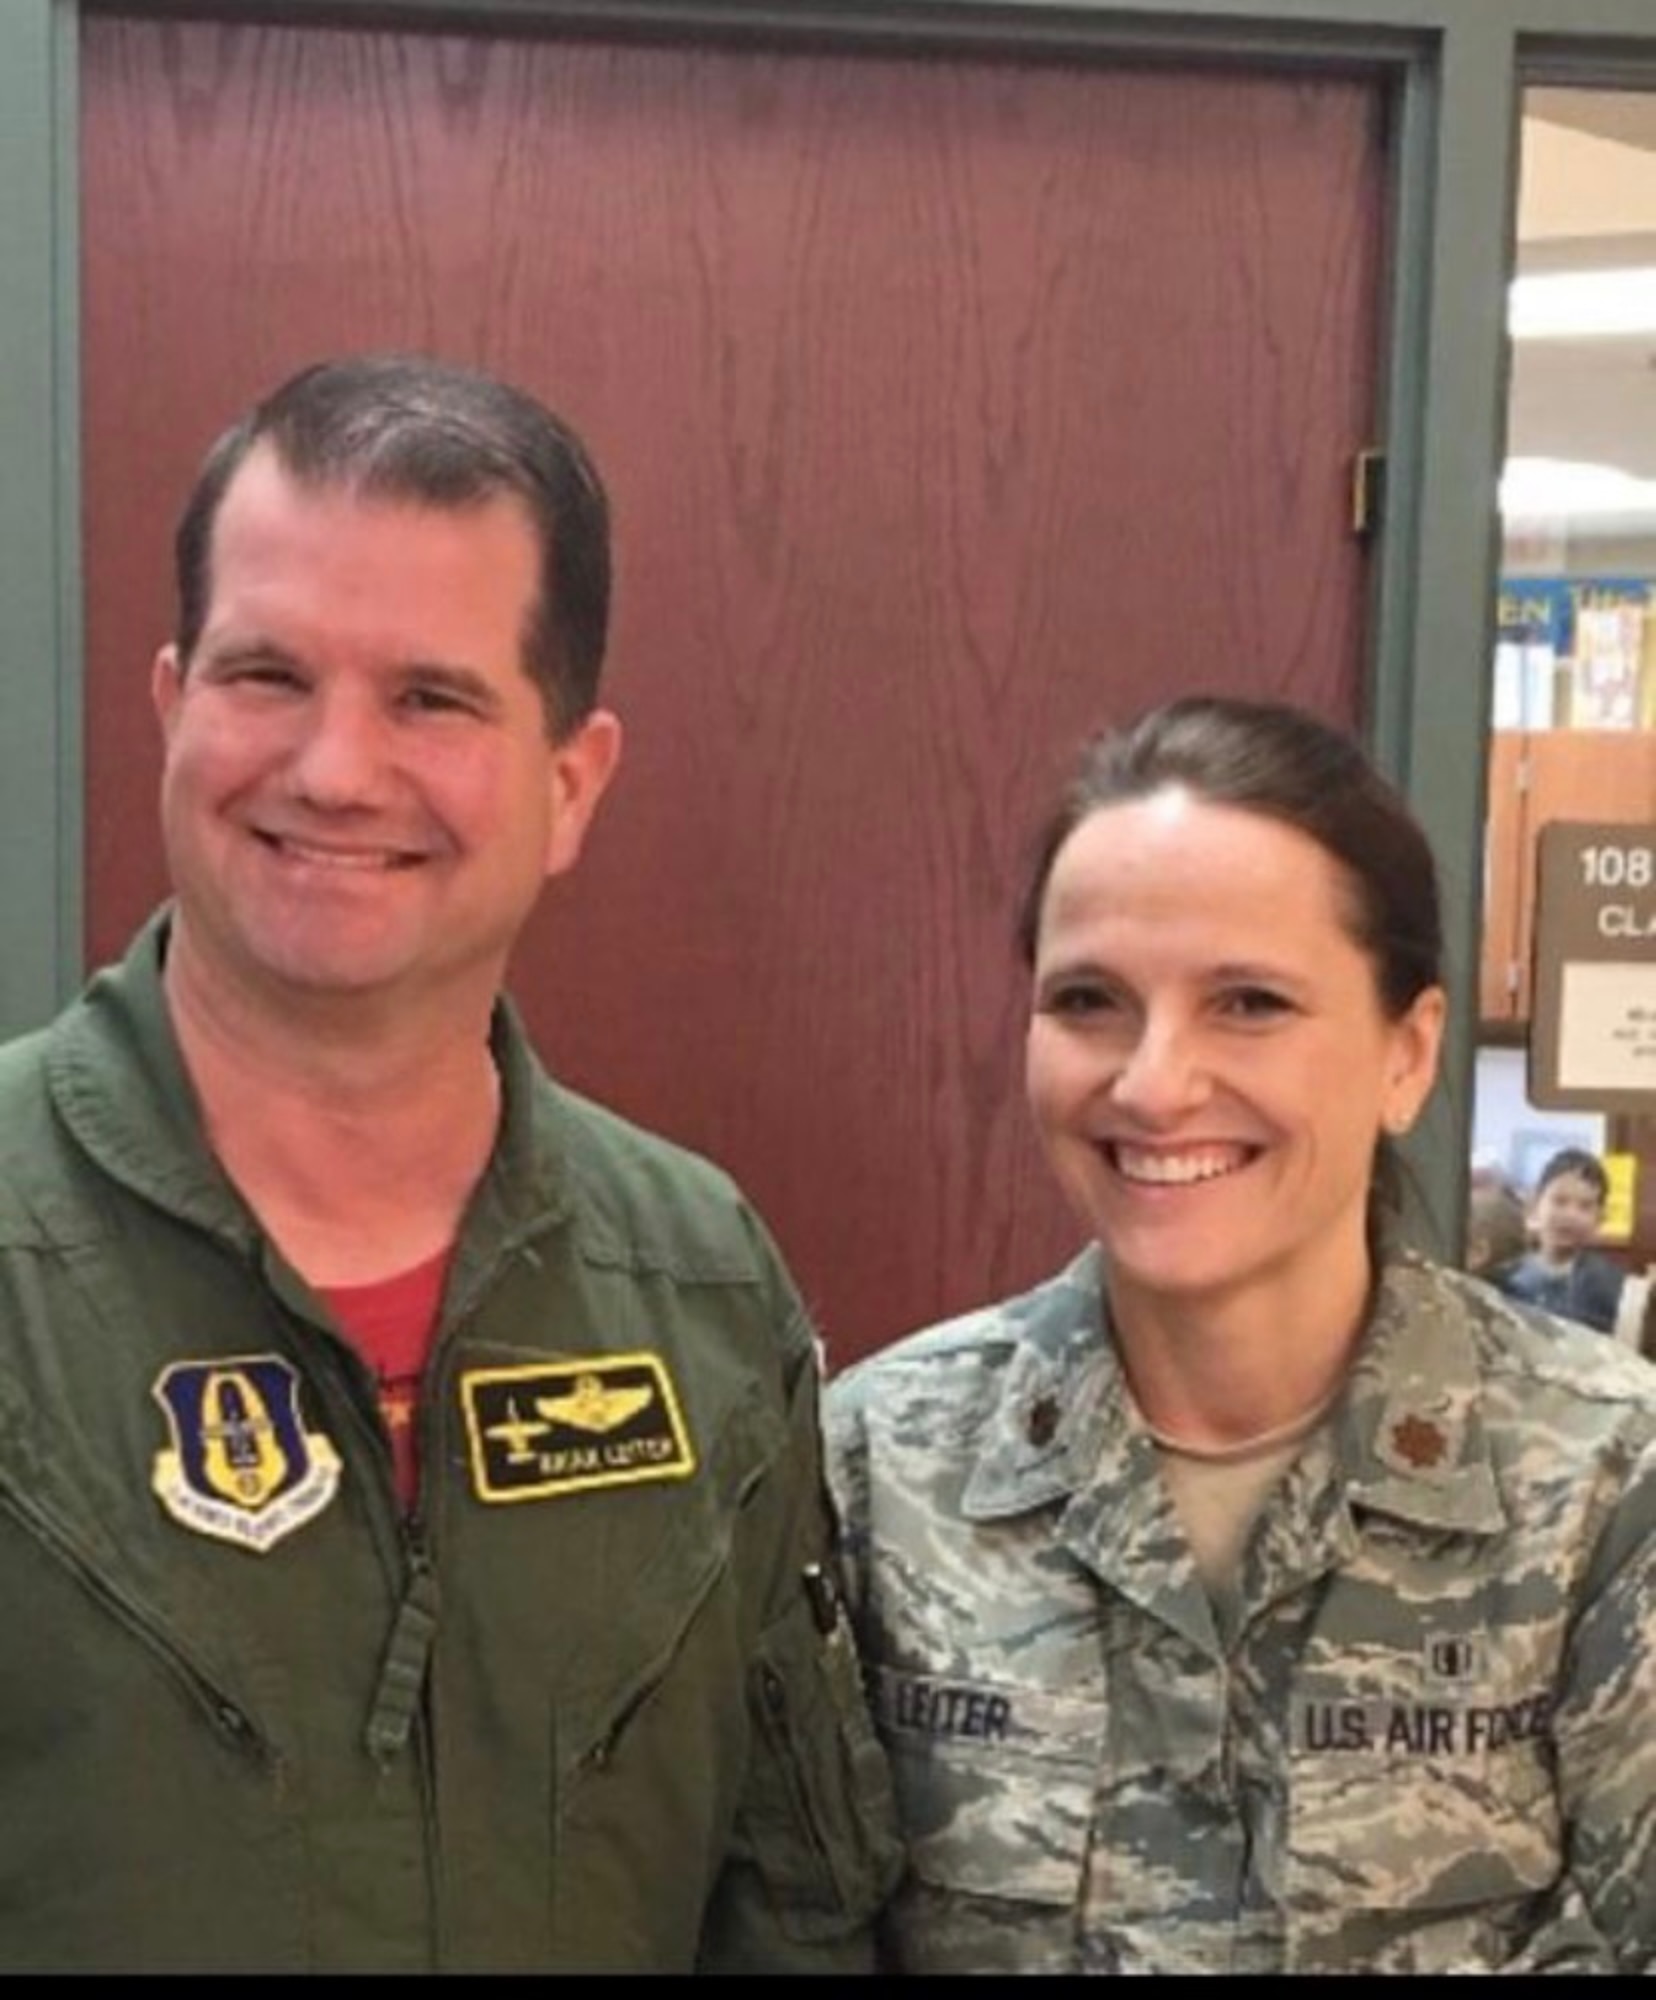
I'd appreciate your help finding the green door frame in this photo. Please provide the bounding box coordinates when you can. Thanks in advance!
[8,0,1656,1255]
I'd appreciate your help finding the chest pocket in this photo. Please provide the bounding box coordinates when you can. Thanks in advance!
[874,1665,1104,1974]
[1285,1683,1561,1969]
[877,1664,1102,1903]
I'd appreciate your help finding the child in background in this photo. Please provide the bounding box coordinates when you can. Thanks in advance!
[1493,1146,1627,1334]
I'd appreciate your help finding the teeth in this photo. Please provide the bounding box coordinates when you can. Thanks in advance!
[1112,1145,1246,1186]
[274,839,402,870]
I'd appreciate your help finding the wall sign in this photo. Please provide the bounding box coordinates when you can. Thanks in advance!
[1529,822,1656,1111]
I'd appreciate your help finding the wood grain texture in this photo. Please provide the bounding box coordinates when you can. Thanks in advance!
[82,16,1383,1361]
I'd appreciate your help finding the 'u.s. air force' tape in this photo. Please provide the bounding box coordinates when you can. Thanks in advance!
[459,1353,695,1503]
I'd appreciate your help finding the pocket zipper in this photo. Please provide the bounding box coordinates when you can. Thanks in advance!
[0,1477,278,1765]
[753,1660,846,1904]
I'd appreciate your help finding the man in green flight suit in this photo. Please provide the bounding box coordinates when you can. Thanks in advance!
[0,353,901,1972]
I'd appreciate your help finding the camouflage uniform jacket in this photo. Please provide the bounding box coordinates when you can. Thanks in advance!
[825,1245,1656,1973]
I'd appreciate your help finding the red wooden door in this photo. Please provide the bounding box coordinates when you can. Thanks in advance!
[81,17,1386,1364]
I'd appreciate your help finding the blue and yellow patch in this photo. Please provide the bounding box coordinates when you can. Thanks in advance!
[151,1355,341,1553]
[460,1353,695,1503]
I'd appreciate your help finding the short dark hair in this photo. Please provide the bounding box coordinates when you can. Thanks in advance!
[1535,1146,1609,1204]
[172,354,611,737]
[1017,694,1445,1232]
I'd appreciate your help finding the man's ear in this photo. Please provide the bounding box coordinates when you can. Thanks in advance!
[544,709,623,880]
[152,644,186,738]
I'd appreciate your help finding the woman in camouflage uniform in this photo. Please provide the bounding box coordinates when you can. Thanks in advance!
[827,695,1656,1974]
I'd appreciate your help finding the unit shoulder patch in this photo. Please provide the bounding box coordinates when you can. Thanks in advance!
[151,1354,341,1553]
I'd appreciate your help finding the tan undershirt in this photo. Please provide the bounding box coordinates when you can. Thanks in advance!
[1144,1395,1338,1637]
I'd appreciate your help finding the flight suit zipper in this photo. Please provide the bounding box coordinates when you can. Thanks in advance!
[364,1514,441,1765]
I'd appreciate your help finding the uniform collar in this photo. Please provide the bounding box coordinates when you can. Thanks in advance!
[1334,1254,1508,1537]
[958,1245,1508,1540]
[959,1245,1122,1522]
[958,1248,1218,1653]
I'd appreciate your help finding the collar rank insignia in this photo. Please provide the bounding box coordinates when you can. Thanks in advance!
[460,1353,695,1504]
[152,1356,342,1553]
[1388,1412,1448,1470]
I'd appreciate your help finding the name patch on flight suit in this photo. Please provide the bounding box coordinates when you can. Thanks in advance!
[460,1354,696,1503]
[151,1355,342,1553]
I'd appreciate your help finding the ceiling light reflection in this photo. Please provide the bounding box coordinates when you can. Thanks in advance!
[1501,456,1656,519]
[1509,266,1656,339]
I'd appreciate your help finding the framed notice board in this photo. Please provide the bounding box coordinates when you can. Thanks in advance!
[1529,822,1656,1112]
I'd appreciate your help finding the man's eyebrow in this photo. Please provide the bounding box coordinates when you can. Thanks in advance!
[194,637,303,673]
[399,661,505,712]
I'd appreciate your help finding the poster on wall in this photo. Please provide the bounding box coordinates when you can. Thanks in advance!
[1602,1152,1639,1243]
[1496,577,1655,730]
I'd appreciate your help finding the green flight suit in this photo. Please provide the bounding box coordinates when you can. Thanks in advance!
[0,910,900,1971]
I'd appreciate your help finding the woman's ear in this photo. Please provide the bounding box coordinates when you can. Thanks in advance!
[1381,984,1446,1138]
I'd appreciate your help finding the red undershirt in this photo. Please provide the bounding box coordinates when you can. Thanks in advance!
[320,1244,453,1511]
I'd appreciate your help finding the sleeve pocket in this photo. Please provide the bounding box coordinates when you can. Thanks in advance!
[737,1589,906,1943]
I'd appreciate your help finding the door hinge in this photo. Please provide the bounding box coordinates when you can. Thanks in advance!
[1350,447,1386,538]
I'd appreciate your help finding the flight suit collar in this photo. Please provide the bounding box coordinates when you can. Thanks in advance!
[47,904,254,1247]
[45,903,577,1276]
